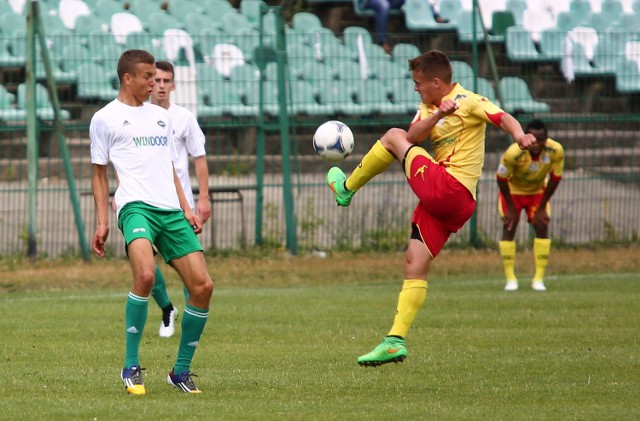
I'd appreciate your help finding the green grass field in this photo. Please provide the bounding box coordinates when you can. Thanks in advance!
[1,259,639,420]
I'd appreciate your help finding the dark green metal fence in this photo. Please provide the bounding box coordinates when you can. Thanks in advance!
[0,2,638,259]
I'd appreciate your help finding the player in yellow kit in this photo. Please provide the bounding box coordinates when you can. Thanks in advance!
[327,49,536,366]
[497,119,564,292]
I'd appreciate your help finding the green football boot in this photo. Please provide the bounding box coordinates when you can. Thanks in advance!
[357,336,407,367]
[327,167,355,207]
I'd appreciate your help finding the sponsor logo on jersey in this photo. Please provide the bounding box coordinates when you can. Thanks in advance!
[123,120,131,126]
[132,227,146,233]
[454,94,468,101]
[132,136,168,147]
[157,120,166,127]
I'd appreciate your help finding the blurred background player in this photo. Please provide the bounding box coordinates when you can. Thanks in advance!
[147,61,211,338]
[326,49,535,367]
[497,119,564,292]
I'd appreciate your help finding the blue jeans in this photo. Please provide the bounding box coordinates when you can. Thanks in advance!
[364,0,405,44]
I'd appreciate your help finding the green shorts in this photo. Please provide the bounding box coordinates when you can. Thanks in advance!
[117,201,203,263]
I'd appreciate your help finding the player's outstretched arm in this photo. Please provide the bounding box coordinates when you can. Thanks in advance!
[91,164,110,257]
[499,113,536,149]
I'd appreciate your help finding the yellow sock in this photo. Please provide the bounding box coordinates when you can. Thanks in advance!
[533,238,551,281]
[345,140,395,191]
[499,240,517,281]
[387,279,428,338]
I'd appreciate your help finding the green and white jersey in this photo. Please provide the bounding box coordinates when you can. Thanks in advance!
[90,99,179,217]
[168,102,206,210]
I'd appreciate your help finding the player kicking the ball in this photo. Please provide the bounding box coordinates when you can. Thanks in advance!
[327,49,536,366]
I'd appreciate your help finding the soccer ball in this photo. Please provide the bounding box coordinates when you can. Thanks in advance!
[312,120,355,163]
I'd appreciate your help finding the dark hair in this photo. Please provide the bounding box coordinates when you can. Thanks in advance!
[525,119,548,136]
[117,49,155,82]
[155,61,175,78]
[408,49,452,84]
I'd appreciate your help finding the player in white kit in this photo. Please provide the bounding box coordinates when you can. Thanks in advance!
[91,49,213,394]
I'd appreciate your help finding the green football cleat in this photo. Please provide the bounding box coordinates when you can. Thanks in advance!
[357,337,407,367]
[327,167,355,207]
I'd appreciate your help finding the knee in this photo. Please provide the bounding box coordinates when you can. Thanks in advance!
[136,269,156,294]
[380,128,407,148]
[191,276,214,301]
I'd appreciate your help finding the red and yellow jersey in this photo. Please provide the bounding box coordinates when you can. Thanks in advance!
[496,138,564,195]
[410,83,505,199]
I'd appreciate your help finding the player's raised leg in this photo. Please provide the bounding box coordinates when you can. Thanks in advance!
[326,133,400,207]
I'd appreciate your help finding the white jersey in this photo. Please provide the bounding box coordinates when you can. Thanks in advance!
[168,102,206,209]
[90,99,180,217]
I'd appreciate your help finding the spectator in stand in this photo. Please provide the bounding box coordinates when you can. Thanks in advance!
[362,0,449,54]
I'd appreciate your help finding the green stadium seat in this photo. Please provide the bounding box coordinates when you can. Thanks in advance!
[371,60,409,87]
[17,83,71,120]
[490,11,515,41]
[94,0,124,20]
[0,31,26,67]
[304,27,341,48]
[390,78,419,114]
[615,59,640,93]
[450,60,475,86]
[286,42,316,71]
[568,0,592,26]
[343,26,373,53]
[498,77,550,114]
[199,0,235,17]
[505,0,527,26]
[209,79,258,117]
[318,42,357,67]
[240,0,266,26]
[1,12,24,39]
[506,26,546,62]
[439,0,462,25]
[0,85,27,122]
[457,10,502,44]
[475,77,500,107]
[76,62,118,101]
[300,61,338,84]
[316,79,365,115]
[539,29,564,61]
[391,43,421,64]
[147,11,183,35]
[222,12,252,37]
[166,0,202,22]
[242,79,279,116]
[287,79,333,115]
[185,12,223,35]
[335,60,373,84]
[292,12,323,33]
[600,0,624,22]
[355,78,399,114]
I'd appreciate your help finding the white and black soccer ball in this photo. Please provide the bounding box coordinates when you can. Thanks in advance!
[312,120,355,163]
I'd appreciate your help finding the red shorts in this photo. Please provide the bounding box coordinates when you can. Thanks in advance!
[405,147,476,257]
[498,192,548,223]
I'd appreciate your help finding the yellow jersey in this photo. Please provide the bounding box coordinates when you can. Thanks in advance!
[411,83,505,199]
[496,138,564,195]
